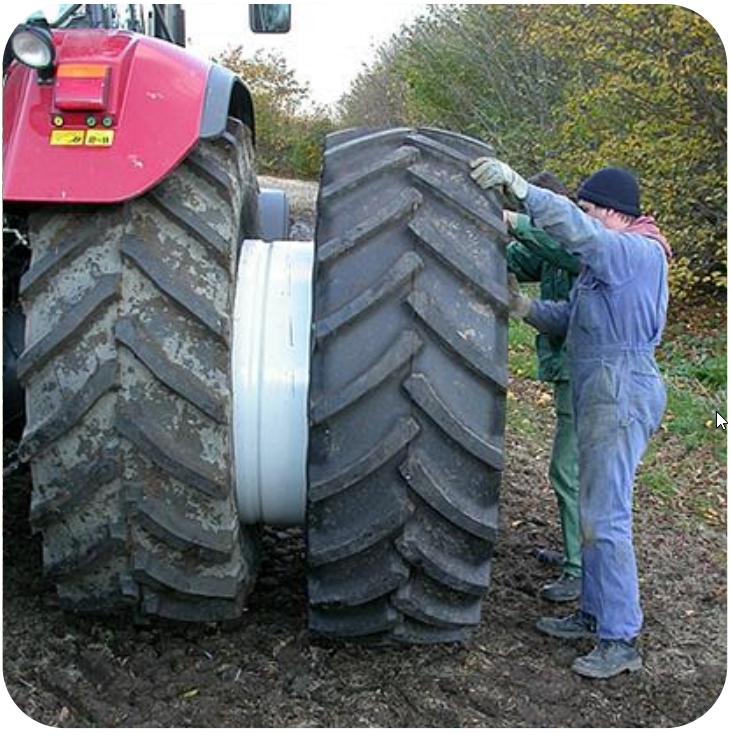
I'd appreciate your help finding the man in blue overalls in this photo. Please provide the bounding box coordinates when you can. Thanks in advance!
[472,159,670,679]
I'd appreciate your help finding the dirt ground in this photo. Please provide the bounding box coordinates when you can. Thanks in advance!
[3,178,727,728]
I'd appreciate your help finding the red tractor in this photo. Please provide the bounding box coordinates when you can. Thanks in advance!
[3,4,508,644]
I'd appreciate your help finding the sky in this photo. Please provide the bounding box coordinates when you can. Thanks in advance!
[0,3,429,111]
[2,2,728,110]
[183,2,429,109]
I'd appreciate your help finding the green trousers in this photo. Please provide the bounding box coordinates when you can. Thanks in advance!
[549,380,582,577]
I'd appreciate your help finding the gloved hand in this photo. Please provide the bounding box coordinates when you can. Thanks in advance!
[471,157,529,200]
[503,210,520,230]
[508,274,532,319]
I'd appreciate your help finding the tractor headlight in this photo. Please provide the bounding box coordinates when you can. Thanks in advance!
[10,25,56,73]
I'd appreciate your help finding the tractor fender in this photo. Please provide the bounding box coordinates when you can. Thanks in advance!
[2,31,254,205]
[201,64,256,143]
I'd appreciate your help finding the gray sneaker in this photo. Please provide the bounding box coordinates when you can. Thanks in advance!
[571,639,642,679]
[536,610,597,640]
[540,573,582,603]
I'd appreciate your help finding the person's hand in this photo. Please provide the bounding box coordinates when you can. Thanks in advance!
[471,157,529,200]
[508,274,532,319]
[503,210,519,230]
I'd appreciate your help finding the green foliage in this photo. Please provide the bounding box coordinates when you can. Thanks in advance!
[339,5,727,300]
[531,6,726,298]
[338,37,411,128]
[215,47,335,179]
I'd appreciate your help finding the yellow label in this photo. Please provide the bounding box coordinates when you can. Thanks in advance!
[85,130,115,147]
[50,130,85,146]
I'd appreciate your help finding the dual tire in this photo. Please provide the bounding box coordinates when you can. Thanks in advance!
[308,128,508,643]
[18,125,507,641]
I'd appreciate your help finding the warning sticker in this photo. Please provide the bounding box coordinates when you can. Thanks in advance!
[85,130,115,147]
[50,130,85,146]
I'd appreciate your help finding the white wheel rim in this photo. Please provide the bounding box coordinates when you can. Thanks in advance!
[231,239,314,525]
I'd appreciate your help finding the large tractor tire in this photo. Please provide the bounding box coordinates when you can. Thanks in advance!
[17,120,260,622]
[308,128,509,643]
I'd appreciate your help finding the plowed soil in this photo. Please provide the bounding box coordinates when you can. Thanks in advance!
[3,178,726,728]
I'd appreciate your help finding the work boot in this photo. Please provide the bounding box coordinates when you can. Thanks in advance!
[571,639,642,679]
[536,610,597,640]
[536,548,565,569]
[540,572,581,602]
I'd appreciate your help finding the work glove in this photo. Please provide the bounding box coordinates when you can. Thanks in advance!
[508,274,532,320]
[471,157,529,200]
[503,210,520,230]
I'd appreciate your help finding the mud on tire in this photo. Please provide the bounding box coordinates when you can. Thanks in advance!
[307,128,509,643]
[18,120,260,622]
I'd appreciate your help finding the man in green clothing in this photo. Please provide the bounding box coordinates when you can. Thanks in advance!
[506,172,582,603]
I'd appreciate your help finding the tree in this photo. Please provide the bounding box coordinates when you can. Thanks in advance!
[527,5,726,296]
[216,47,334,178]
[338,37,410,128]
[339,5,727,297]
[217,47,309,115]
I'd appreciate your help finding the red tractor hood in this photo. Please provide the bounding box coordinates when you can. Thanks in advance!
[3,30,210,204]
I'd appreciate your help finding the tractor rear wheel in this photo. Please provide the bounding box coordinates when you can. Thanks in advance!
[308,128,508,643]
[18,119,260,622]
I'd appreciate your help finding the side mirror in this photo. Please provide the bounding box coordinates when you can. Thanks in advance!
[249,5,291,34]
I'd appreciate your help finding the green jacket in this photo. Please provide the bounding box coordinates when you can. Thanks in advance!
[507,213,581,382]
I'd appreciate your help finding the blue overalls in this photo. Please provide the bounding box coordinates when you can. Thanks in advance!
[523,186,668,641]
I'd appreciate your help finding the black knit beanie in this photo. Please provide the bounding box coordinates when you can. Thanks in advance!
[577,167,641,217]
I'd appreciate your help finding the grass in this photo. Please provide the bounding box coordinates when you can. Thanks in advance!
[649,312,727,524]
[507,299,727,527]
[657,315,727,461]
[507,293,552,440]
[508,285,542,380]
[508,316,540,380]
[506,387,552,440]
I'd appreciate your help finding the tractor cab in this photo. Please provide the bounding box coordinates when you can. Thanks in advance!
[17,4,291,39]
[4,3,291,76]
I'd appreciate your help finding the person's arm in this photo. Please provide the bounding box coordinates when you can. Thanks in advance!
[523,185,659,285]
[470,157,663,284]
[525,299,571,337]
[510,213,582,276]
[507,239,543,283]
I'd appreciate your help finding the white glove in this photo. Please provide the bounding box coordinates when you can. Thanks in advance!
[503,210,520,230]
[471,157,529,200]
[508,274,532,319]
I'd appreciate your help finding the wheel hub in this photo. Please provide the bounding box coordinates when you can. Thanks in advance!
[231,239,315,525]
